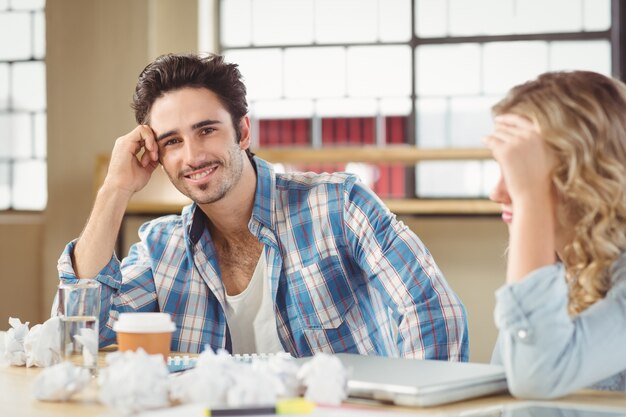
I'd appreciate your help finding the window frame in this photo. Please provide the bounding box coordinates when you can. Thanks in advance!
[0,1,47,213]
[210,0,626,211]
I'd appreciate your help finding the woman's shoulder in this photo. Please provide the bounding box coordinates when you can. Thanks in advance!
[606,253,626,302]
[610,252,626,285]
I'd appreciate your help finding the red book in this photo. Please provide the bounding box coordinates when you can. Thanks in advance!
[294,119,309,145]
[269,120,280,146]
[322,119,334,145]
[386,116,406,144]
[390,165,405,198]
[349,118,361,145]
[281,119,293,145]
[336,118,348,145]
[363,118,375,145]
[259,120,267,146]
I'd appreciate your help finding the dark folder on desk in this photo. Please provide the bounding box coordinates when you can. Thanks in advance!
[335,353,508,407]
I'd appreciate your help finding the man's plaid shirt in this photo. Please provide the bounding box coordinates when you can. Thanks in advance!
[58,157,469,360]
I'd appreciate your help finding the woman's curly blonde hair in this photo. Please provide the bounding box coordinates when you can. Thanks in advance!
[493,71,626,315]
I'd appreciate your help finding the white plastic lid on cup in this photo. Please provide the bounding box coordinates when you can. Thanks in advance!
[113,312,176,334]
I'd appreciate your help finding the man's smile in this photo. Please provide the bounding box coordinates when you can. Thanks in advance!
[182,164,219,183]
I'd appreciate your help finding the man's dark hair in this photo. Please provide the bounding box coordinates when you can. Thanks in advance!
[132,53,252,157]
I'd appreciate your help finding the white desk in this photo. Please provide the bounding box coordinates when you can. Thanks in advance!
[2,354,626,417]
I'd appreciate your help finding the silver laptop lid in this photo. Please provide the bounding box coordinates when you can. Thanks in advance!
[335,353,508,407]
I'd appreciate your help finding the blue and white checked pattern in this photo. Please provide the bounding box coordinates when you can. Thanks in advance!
[58,157,468,360]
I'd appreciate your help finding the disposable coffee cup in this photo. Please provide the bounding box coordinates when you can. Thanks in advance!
[113,313,176,360]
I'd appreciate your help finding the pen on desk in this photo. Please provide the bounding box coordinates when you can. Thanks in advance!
[205,398,315,416]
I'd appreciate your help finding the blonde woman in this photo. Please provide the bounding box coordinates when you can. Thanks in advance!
[484,71,626,398]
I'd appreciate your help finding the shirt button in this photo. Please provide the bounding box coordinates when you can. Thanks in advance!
[517,329,529,339]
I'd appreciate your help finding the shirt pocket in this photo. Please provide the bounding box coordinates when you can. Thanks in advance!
[286,255,356,330]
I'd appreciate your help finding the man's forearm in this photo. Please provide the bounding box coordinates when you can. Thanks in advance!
[72,185,133,278]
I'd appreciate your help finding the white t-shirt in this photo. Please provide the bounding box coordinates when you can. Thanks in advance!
[224,247,285,354]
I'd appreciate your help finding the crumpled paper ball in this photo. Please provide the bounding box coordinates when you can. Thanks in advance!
[32,361,91,401]
[3,317,30,366]
[98,349,170,415]
[3,316,64,368]
[24,316,62,368]
[169,349,287,408]
[297,353,348,405]
[73,327,98,368]
[251,353,301,398]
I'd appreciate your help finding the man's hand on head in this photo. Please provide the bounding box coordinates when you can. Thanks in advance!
[102,125,160,197]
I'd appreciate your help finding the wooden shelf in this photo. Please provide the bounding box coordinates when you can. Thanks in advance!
[95,147,500,216]
[386,199,498,215]
[255,146,493,164]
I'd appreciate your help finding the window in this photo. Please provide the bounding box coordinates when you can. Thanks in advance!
[0,0,47,210]
[209,0,616,200]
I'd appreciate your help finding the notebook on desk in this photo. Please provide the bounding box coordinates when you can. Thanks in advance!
[335,353,508,407]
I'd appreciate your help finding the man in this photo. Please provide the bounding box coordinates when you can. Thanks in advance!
[58,53,468,360]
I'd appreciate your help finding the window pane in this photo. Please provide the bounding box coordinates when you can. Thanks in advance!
[417,98,447,148]
[415,0,447,38]
[0,12,31,60]
[514,0,582,34]
[33,10,45,59]
[449,97,495,147]
[416,161,483,197]
[380,97,411,116]
[482,160,500,197]
[483,41,548,95]
[1,2,47,211]
[0,63,8,110]
[13,61,46,111]
[12,159,46,210]
[220,0,252,47]
[10,0,45,10]
[214,0,615,203]
[0,114,11,157]
[284,47,345,98]
[347,45,411,97]
[316,98,377,117]
[0,162,9,209]
[583,0,610,31]
[550,40,611,75]
[223,48,283,100]
[9,112,32,158]
[252,99,314,118]
[449,0,514,36]
[34,112,46,158]
[379,0,411,42]
[252,0,313,45]
[416,44,481,96]
[315,0,377,43]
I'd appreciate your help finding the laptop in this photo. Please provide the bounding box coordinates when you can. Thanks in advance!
[335,353,508,407]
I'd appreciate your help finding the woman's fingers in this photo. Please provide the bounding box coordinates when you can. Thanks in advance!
[494,113,536,130]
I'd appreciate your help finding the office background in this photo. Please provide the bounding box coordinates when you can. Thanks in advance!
[2,0,622,362]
